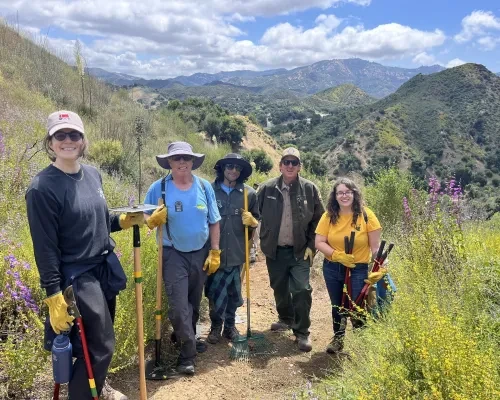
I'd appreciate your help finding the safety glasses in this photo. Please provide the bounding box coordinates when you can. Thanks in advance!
[282,159,300,167]
[169,155,194,162]
[225,163,243,172]
[53,131,83,142]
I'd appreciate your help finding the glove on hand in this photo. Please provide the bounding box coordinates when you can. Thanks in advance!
[146,205,167,229]
[203,249,222,275]
[303,248,315,266]
[44,292,74,334]
[364,267,388,285]
[119,212,144,230]
[331,250,355,268]
[241,210,258,228]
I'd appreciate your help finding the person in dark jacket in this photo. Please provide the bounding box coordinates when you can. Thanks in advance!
[206,153,259,344]
[25,111,134,400]
[257,147,324,352]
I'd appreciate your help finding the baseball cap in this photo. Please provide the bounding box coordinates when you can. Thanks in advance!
[281,147,301,162]
[47,110,85,136]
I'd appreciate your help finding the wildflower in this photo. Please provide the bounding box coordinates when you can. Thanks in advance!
[403,196,412,220]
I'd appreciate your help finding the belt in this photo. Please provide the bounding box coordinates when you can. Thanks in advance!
[277,245,293,249]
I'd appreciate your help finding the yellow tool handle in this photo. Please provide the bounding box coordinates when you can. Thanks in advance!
[244,188,250,299]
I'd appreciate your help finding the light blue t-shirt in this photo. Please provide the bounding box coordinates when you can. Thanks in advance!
[144,175,221,252]
[220,183,234,195]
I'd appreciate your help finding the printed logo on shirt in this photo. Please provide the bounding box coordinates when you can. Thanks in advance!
[196,204,206,210]
[97,188,105,200]
[267,196,276,200]
[216,199,222,208]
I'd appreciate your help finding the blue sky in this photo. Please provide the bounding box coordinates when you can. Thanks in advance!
[0,0,499,78]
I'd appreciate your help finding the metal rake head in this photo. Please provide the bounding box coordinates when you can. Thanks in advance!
[229,333,274,361]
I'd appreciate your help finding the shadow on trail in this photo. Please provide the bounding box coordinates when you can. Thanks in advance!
[294,351,346,382]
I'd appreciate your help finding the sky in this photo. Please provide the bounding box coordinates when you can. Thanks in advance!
[0,0,499,79]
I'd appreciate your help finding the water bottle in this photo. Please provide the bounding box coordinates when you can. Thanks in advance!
[52,334,73,384]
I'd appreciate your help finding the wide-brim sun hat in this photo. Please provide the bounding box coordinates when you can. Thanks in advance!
[156,141,205,170]
[214,153,253,180]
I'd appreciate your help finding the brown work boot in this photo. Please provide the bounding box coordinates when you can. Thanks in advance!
[270,320,291,332]
[207,325,222,344]
[296,335,312,352]
[326,336,344,354]
[222,326,240,341]
[100,379,128,400]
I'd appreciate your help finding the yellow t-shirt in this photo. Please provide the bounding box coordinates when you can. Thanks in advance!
[315,207,381,263]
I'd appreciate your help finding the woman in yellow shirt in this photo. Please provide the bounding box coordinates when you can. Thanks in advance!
[315,177,381,354]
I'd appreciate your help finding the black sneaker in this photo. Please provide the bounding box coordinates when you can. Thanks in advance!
[196,339,207,353]
[326,337,344,354]
[207,325,222,344]
[222,326,240,341]
[176,361,195,376]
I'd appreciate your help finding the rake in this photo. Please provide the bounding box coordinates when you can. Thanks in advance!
[230,188,272,361]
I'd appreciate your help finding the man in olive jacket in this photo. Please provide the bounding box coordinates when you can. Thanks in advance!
[258,148,324,352]
[205,153,259,344]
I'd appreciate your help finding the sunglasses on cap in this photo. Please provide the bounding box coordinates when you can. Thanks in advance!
[225,163,243,172]
[282,159,300,167]
[169,155,194,162]
[53,131,83,142]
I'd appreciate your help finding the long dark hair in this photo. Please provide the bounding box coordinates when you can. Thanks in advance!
[327,177,363,226]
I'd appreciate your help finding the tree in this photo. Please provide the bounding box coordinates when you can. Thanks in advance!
[220,117,245,146]
[243,149,273,173]
[302,152,327,176]
[203,114,222,139]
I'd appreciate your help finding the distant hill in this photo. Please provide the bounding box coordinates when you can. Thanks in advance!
[88,58,444,98]
[86,67,145,86]
[303,84,376,112]
[299,64,500,193]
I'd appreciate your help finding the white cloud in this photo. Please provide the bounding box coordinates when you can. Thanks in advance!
[446,58,467,68]
[0,1,449,78]
[477,36,500,50]
[454,10,500,48]
[412,52,437,66]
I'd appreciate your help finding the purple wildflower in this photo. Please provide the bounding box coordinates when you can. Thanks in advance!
[403,197,412,220]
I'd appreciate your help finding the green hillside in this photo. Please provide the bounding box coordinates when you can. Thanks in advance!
[298,63,500,214]
[303,83,376,111]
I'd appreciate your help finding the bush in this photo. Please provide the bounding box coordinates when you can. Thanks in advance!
[88,139,124,173]
[243,149,273,174]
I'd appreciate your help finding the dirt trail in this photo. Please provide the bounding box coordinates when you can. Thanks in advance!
[112,258,338,399]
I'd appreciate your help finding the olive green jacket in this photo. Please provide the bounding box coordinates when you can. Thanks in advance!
[257,175,324,260]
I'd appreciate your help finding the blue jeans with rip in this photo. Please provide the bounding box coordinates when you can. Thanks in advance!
[322,260,368,338]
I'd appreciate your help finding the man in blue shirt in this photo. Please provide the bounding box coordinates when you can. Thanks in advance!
[144,142,221,376]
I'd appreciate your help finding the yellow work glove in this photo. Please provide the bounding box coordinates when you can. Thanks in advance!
[331,250,355,268]
[303,248,315,267]
[241,210,258,228]
[146,205,167,229]
[119,212,144,230]
[203,249,222,275]
[44,292,74,334]
[364,268,388,285]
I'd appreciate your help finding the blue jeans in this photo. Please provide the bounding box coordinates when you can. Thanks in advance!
[322,260,368,338]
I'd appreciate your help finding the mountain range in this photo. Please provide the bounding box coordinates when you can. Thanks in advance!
[87,58,444,99]
[296,63,500,199]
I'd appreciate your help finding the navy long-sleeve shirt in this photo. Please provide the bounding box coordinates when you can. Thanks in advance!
[26,164,121,296]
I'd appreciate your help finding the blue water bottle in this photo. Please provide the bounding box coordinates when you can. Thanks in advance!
[52,334,73,384]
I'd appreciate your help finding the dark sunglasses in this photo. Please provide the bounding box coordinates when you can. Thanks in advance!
[225,163,243,172]
[170,155,193,162]
[53,131,83,142]
[282,159,300,167]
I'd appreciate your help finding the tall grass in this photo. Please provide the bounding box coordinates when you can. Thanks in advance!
[313,171,500,399]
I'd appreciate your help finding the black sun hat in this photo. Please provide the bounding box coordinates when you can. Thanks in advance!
[214,153,253,180]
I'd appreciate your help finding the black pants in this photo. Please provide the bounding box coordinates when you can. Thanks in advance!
[266,246,312,337]
[43,266,116,399]
[163,246,209,364]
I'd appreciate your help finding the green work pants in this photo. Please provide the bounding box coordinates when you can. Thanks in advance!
[266,246,312,337]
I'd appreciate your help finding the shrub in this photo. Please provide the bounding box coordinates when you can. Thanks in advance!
[243,149,273,174]
[88,139,124,173]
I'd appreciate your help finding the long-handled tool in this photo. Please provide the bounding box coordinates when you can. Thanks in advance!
[145,199,175,380]
[63,285,98,400]
[355,241,394,308]
[110,204,157,400]
[340,231,356,312]
[230,188,272,361]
